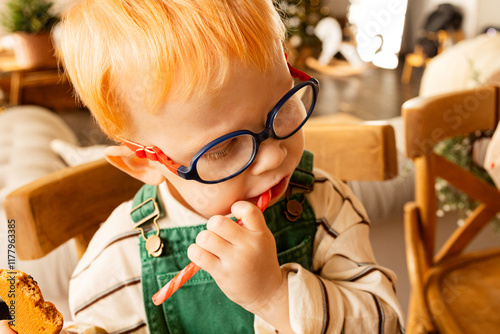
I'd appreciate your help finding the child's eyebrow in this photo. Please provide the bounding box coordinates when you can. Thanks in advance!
[174,142,205,161]
[175,133,221,160]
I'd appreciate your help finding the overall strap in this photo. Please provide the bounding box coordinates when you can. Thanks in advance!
[284,150,314,222]
[264,149,318,270]
[131,184,164,223]
[130,185,165,257]
[289,149,314,188]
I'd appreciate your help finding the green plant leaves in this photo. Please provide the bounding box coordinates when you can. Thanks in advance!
[1,0,59,33]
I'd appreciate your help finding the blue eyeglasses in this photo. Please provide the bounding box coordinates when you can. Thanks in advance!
[122,64,319,184]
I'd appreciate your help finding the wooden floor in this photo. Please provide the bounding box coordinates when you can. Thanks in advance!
[310,61,422,120]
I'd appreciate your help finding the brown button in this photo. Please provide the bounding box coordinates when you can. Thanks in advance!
[286,199,303,217]
[285,199,303,221]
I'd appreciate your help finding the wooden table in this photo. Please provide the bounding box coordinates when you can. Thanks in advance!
[0,50,71,107]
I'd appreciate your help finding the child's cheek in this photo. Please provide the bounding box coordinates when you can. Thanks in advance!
[186,185,235,217]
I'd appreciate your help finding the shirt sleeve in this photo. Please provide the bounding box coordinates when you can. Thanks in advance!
[66,201,148,334]
[264,169,405,333]
[61,322,108,333]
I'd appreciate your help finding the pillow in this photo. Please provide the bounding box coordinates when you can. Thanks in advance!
[420,34,500,97]
[0,105,80,321]
[50,139,106,167]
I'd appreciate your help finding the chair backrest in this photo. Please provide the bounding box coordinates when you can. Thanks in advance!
[402,85,500,332]
[4,159,144,260]
[304,121,398,181]
[4,122,398,260]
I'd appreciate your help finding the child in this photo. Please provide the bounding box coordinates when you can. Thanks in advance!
[2,0,404,333]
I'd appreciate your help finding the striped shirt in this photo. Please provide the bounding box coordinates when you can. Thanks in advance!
[66,169,404,333]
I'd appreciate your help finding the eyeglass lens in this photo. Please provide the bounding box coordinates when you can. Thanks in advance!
[196,84,315,182]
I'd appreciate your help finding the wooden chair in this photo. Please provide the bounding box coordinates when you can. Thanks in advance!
[402,86,500,333]
[4,159,144,260]
[4,121,398,260]
[0,48,74,109]
[304,119,397,181]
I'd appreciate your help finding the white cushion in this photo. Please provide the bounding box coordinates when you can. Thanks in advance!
[420,34,500,97]
[0,105,80,321]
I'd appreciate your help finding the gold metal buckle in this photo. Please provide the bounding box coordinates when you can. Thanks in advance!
[131,198,160,230]
[130,198,164,257]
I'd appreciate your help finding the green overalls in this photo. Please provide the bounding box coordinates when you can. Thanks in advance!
[131,151,317,334]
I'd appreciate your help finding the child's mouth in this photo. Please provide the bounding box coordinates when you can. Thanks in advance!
[248,176,289,204]
[270,176,289,200]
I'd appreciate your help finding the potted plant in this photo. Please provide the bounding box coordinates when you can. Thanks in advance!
[0,0,60,69]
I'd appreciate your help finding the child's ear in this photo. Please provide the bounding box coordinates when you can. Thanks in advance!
[104,145,165,185]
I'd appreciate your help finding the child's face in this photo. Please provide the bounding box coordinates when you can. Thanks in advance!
[129,58,305,218]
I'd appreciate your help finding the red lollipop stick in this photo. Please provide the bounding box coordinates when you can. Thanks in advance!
[152,190,271,305]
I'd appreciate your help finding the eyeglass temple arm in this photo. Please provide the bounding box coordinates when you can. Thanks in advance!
[285,54,312,81]
[121,139,181,175]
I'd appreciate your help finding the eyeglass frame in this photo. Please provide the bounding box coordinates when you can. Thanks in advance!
[121,62,319,184]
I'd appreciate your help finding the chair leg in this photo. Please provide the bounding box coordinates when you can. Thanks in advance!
[407,292,437,334]
[9,71,21,105]
[401,58,413,84]
[404,202,438,333]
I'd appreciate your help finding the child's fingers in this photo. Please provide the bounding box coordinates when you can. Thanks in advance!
[486,155,500,189]
[206,215,244,243]
[484,145,498,170]
[195,229,233,256]
[187,243,220,272]
[485,122,500,165]
[231,201,267,232]
[0,321,15,334]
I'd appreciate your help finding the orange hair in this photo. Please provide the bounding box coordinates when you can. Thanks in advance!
[57,0,286,139]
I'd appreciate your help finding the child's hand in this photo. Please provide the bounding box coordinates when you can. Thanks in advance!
[484,122,500,189]
[187,200,286,313]
[0,321,15,334]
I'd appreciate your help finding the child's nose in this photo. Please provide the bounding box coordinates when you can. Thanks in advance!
[248,138,287,175]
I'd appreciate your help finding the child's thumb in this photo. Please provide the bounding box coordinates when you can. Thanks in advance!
[0,321,15,334]
[485,155,500,189]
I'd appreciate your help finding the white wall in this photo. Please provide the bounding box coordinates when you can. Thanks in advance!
[477,0,500,32]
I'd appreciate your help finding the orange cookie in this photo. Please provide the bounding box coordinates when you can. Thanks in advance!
[0,269,63,334]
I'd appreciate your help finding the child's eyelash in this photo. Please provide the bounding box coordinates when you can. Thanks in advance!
[205,138,236,161]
